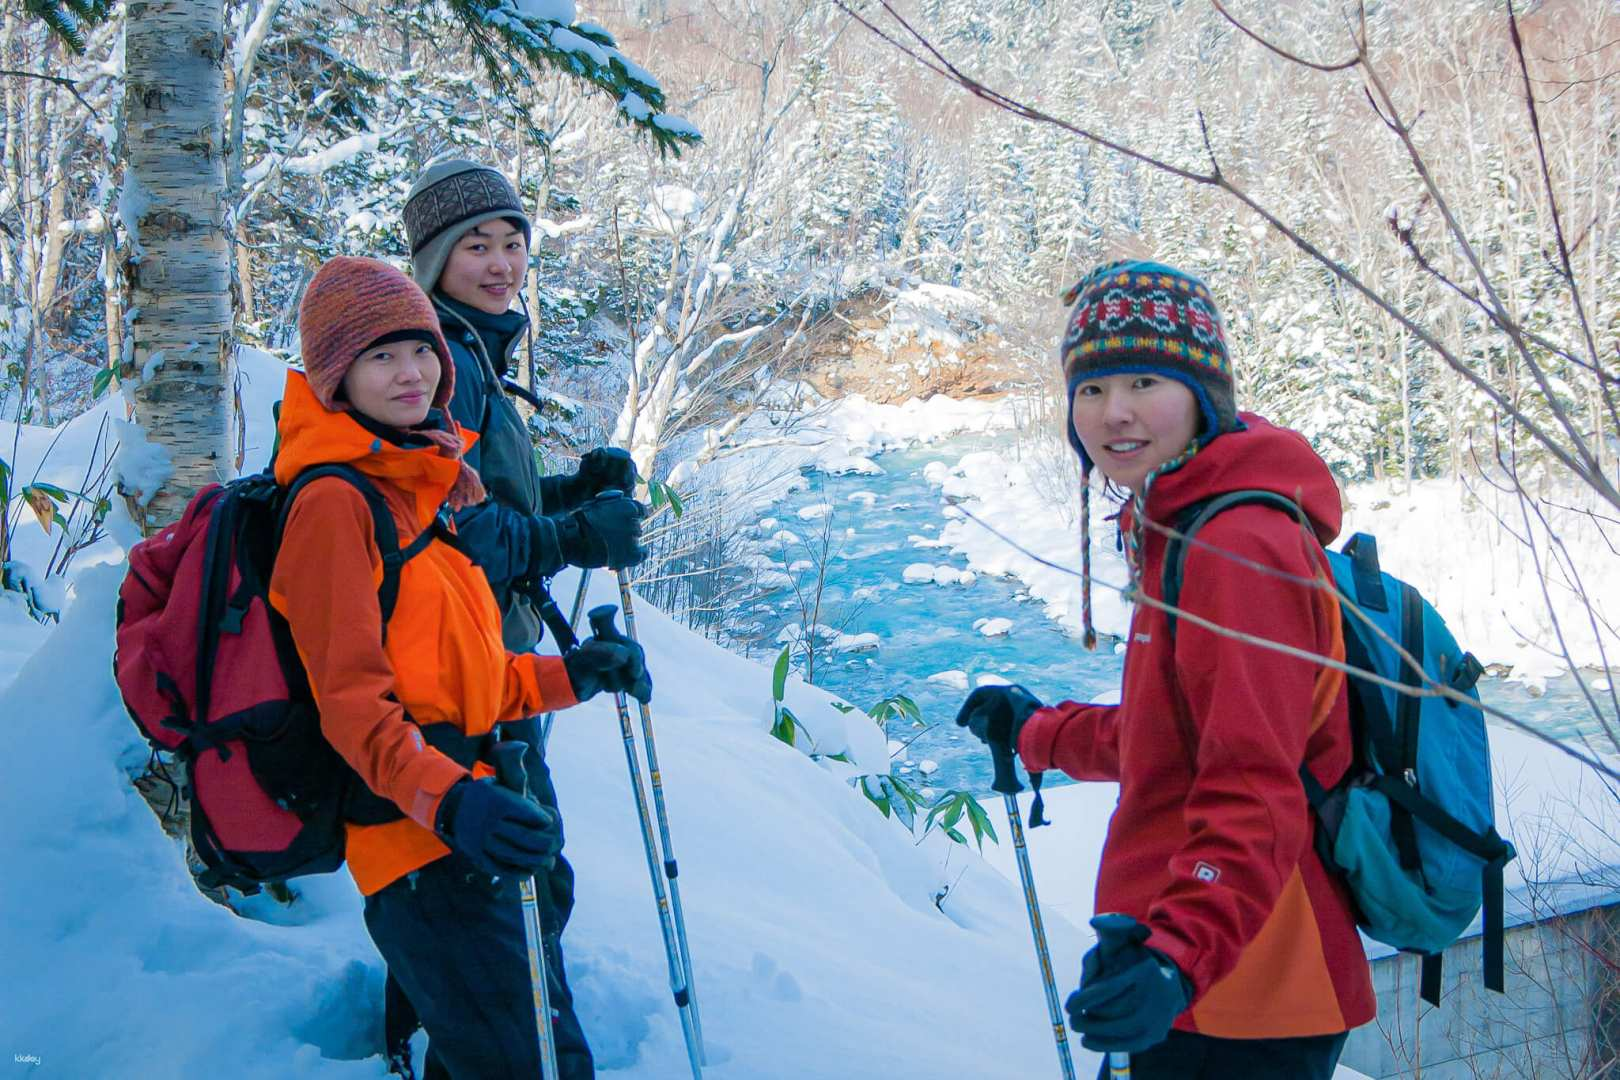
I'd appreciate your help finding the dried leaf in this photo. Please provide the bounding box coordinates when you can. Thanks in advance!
[25,488,55,535]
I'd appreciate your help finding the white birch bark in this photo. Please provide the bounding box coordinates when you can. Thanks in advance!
[122,0,232,529]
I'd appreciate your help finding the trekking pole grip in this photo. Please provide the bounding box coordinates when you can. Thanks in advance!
[587,604,621,640]
[990,741,1025,796]
[491,741,529,795]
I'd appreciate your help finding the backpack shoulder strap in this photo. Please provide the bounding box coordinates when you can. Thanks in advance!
[1161,490,1306,642]
[279,463,443,625]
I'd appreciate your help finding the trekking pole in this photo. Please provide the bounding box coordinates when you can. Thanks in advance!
[540,569,593,752]
[490,742,561,1080]
[989,741,1077,1080]
[588,604,704,1079]
[612,570,706,1062]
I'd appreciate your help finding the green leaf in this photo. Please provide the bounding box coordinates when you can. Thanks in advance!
[666,486,685,518]
[829,701,856,714]
[945,826,967,844]
[92,367,116,398]
[770,706,796,748]
[827,751,853,763]
[771,646,790,704]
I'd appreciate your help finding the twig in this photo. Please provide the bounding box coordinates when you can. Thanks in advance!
[0,68,104,122]
[1208,0,1360,72]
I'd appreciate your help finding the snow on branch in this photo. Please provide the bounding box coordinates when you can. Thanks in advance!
[445,0,700,156]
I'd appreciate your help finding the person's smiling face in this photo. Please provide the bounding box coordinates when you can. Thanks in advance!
[1070,373,1201,491]
[438,219,529,314]
[341,338,441,428]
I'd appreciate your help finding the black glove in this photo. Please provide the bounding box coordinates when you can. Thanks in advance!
[953,684,1043,758]
[434,777,563,879]
[1065,913,1193,1054]
[555,492,647,570]
[571,447,640,501]
[564,632,653,704]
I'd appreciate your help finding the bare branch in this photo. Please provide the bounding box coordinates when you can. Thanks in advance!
[1208,0,1360,73]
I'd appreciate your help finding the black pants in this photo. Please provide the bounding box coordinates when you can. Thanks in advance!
[1094,1030,1349,1080]
[375,737,592,1080]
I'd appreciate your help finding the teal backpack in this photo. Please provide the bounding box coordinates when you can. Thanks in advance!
[1162,491,1517,1006]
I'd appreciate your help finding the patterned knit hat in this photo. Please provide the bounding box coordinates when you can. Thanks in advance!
[296,257,484,508]
[1059,260,1234,651]
[402,158,532,294]
[1059,259,1235,468]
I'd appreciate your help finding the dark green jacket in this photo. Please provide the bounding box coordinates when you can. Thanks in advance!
[434,295,578,652]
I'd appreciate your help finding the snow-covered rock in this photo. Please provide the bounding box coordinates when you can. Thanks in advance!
[974,617,1013,637]
[927,670,970,691]
[902,563,936,584]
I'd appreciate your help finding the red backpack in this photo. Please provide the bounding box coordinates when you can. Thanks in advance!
[115,464,442,891]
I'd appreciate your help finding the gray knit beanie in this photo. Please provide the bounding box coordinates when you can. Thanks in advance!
[402,158,532,294]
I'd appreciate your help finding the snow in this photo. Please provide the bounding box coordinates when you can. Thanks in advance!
[617,91,652,122]
[902,562,935,584]
[116,173,152,259]
[651,114,702,140]
[976,674,1012,688]
[644,184,698,234]
[796,502,832,520]
[244,132,386,187]
[514,0,575,23]
[550,25,610,66]
[927,670,970,691]
[974,617,1013,637]
[111,418,172,509]
[1340,479,1620,680]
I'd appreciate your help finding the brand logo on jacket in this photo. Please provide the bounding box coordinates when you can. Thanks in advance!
[1193,861,1221,884]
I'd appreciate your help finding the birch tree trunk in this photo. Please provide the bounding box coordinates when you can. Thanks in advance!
[122,0,232,530]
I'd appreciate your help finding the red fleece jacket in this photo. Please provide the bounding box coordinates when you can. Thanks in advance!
[1019,413,1375,1039]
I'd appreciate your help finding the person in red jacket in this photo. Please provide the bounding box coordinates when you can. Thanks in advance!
[957,260,1374,1079]
[269,256,651,1078]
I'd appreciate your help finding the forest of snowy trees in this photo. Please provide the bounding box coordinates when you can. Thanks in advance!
[1,0,1615,507]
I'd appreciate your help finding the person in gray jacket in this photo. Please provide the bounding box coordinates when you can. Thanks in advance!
[384,157,643,1080]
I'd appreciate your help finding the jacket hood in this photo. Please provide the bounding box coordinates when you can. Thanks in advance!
[1135,413,1343,547]
[274,369,478,527]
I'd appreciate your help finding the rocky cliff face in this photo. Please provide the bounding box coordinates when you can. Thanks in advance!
[804,283,1025,402]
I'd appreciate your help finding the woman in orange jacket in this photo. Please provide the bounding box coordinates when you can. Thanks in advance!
[268,256,650,1078]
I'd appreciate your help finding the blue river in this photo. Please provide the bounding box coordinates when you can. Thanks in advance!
[732,432,1609,796]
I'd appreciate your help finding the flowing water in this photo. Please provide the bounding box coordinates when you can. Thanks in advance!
[732,433,1612,796]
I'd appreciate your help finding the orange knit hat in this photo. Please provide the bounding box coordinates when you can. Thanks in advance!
[298,256,456,411]
[296,256,485,510]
